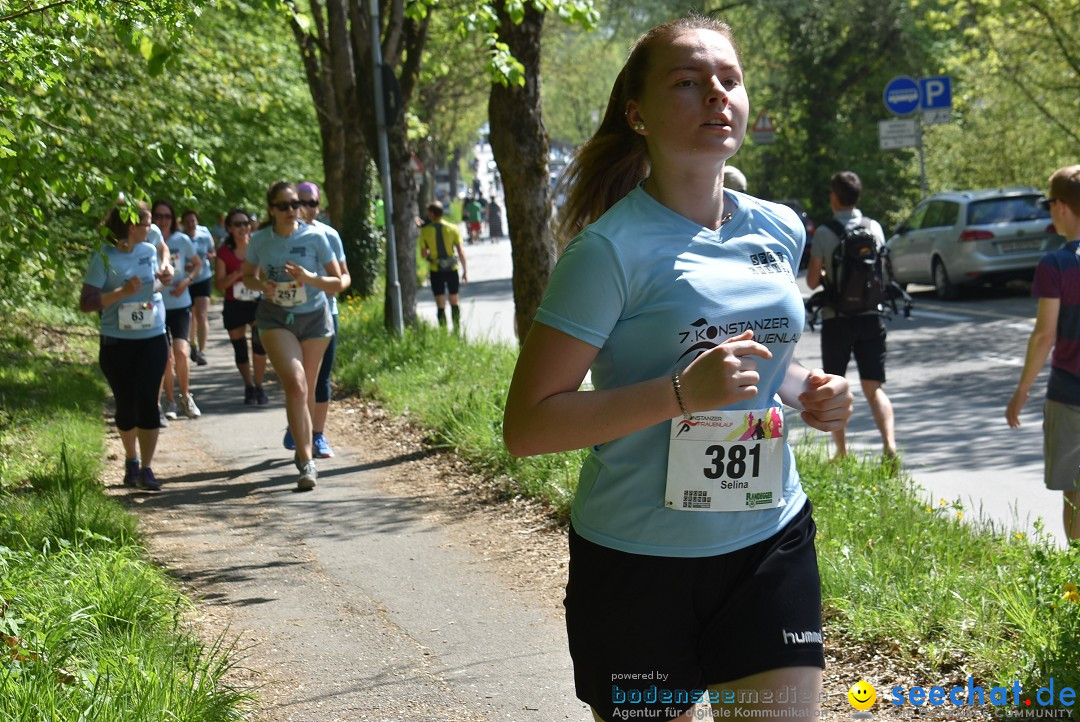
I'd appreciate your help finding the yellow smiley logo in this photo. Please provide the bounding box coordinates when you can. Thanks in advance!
[848,680,876,711]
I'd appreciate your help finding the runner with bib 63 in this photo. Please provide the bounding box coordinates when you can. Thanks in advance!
[502,15,852,722]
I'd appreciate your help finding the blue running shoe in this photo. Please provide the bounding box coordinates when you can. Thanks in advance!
[283,427,296,450]
[123,459,139,488]
[313,433,334,459]
[137,467,161,491]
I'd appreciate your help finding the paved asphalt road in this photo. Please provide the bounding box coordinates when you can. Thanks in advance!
[420,238,1068,548]
[138,314,592,721]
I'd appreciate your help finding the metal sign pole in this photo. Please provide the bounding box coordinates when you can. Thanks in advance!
[370,0,404,337]
[917,114,928,199]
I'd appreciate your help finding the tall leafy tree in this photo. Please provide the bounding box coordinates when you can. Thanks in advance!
[485,0,596,341]
[285,0,430,328]
[922,0,1078,194]
[0,0,212,304]
[1,0,321,306]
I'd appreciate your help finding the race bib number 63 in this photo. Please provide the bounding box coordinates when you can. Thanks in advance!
[665,406,785,512]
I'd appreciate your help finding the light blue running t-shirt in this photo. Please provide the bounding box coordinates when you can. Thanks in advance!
[147,224,165,251]
[190,225,216,283]
[534,186,808,558]
[247,222,335,315]
[84,242,166,340]
[312,219,346,316]
[162,231,197,310]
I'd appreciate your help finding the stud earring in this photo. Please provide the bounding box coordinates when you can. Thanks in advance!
[632,122,646,132]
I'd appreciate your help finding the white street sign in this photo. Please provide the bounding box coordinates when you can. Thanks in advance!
[879,119,918,150]
[923,108,951,125]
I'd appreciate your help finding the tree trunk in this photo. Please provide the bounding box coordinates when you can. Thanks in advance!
[288,0,429,312]
[488,1,553,343]
[384,122,419,327]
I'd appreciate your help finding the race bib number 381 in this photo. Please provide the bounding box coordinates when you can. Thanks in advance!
[665,406,785,512]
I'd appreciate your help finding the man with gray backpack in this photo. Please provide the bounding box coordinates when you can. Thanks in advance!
[806,171,902,461]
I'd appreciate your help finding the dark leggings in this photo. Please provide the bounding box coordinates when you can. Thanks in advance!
[99,334,170,431]
[315,313,338,403]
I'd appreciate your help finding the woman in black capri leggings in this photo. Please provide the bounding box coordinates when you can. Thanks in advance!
[80,200,170,491]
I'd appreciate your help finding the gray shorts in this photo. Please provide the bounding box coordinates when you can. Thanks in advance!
[255,301,333,341]
[1043,398,1080,491]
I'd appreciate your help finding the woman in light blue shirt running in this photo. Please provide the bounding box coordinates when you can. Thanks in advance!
[243,181,342,491]
[503,16,852,722]
[80,200,169,491]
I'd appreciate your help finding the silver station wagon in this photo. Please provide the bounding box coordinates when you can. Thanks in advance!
[886,187,1062,299]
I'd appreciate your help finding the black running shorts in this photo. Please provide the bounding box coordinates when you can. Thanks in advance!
[565,501,824,722]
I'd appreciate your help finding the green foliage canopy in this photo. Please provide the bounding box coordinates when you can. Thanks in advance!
[1,0,320,306]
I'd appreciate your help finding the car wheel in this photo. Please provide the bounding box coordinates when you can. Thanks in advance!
[932,259,958,300]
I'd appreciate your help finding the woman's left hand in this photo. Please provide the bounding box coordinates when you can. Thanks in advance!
[170,277,191,297]
[797,369,852,432]
[284,261,312,284]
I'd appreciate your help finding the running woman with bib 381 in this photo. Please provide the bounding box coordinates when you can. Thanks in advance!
[243,182,342,491]
[81,201,169,491]
[503,16,852,722]
[216,207,268,405]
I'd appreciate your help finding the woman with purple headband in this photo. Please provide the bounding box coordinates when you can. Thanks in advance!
[281,181,351,459]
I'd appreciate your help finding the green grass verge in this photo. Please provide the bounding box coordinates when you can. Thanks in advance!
[336,296,1080,703]
[0,308,250,721]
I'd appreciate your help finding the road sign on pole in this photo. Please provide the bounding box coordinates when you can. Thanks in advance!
[919,76,952,109]
[884,76,921,116]
[751,110,777,145]
[879,119,918,150]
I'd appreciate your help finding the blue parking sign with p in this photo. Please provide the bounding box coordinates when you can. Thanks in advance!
[920,76,951,110]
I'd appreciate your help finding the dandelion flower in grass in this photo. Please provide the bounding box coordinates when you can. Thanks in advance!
[940,498,948,506]
[925,506,932,513]
[1062,590,1080,604]
[956,511,963,520]
[1014,532,1025,541]
[1065,582,1078,594]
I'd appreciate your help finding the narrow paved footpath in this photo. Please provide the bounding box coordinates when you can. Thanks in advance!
[114,302,591,721]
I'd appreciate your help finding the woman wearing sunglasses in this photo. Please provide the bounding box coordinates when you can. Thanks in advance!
[80,201,169,491]
[216,207,268,405]
[243,182,342,491]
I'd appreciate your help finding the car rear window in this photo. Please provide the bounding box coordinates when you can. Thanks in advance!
[966,196,1050,225]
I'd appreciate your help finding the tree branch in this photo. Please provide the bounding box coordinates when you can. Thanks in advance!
[1022,0,1080,79]
[1,0,73,23]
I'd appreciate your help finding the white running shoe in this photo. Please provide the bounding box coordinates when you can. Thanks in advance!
[297,460,317,491]
[179,394,202,418]
[162,399,178,420]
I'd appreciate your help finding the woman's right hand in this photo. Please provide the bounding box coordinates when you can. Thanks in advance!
[122,276,142,296]
[680,330,773,413]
